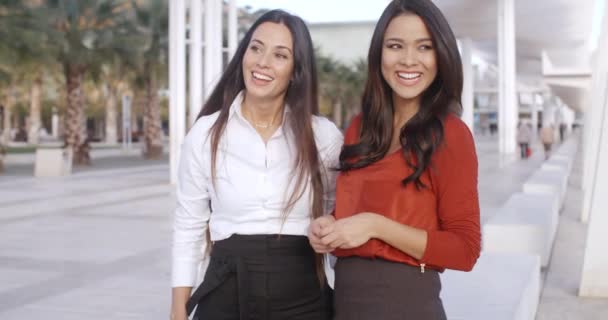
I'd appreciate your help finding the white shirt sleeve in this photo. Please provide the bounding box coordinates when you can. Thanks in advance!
[317,119,344,216]
[315,118,344,289]
[172,130,212,288]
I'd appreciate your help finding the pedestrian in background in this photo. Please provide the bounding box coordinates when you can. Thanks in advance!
[540,124,554,160]
[517,121,532,159]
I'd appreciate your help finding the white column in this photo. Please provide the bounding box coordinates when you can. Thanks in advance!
[460,38,475,132]
[228,0,238,59]
[579,4,608,296]
[497,0,517,154]
[531,93,539,140]
[189,0,204,126]
[579,65,608,296]
[204,0,224,98]
[581,13,608,223]
[52,108,59,139]
[582,88,596,196]
[169,0,188,184]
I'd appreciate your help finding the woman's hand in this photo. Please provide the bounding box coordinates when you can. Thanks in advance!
[170,307,188,320]
[320,212,378,249]
[170,287,192,320]
[308,215,336,253]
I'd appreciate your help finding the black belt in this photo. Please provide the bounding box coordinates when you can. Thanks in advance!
[185,234,317,319]
[186,255,250,319]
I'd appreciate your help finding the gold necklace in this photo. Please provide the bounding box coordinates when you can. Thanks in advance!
[253,119,273,129]
[245,106,280,129]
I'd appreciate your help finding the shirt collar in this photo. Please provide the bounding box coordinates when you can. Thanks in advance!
[228,90,291,125]
[228,91,246,121]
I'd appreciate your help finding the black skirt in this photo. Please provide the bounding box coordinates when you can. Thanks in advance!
[187,234,333,320]
[334,257,447,320]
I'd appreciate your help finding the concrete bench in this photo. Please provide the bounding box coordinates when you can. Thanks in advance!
[34,147,73,177]
[541,155,573,179]
[544,154,572,170]
[554,140,577,159]
[441,252,541,320]
[522,169,568,208]
[482,192,559,267]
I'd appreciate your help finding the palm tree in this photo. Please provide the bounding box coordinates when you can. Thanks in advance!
[100,59,130,145]
[340,58,367,126]
[0,73,12,173]
[0,72,16,147]
[31,0,133,164]
[316,54,339,116]
[0,0,28,170]
[317,53,367,129]
[130,0,167,159]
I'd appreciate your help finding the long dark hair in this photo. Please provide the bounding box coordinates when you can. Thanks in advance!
[339,0,463,189]
[197,10,323,222]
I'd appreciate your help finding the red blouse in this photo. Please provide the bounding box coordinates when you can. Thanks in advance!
[333,113,481,272]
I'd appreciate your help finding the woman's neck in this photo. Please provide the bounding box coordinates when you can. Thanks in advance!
[393,95,420,129]
[242,93,285,127]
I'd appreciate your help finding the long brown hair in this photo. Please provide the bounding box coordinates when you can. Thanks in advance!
[339,0,463,189]
[197,9,326,284]
[197,10,324,225]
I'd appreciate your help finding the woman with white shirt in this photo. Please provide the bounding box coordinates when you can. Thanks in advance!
[170,10,343,320]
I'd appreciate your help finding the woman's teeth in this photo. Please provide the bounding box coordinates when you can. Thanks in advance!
[397,72,421,80]
[253,72,273,81]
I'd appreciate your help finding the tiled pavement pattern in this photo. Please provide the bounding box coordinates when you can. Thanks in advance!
[0,135,606,319]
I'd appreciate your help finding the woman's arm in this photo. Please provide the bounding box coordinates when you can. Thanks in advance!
[309,118,343,254]
[171,129,212,318]
[419,119,481,271]
[319,212,427,259]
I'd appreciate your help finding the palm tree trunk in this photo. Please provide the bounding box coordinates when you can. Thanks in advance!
[2,103,12,145]
[2,82,15,144]
[346,105,358,127]
[0,146,4,172]
[332,100,343,129]
[104,84,118,144]
[64,63,89,165]
[28,74,43,145]
[143,71,163,159]
[1,83,17,173]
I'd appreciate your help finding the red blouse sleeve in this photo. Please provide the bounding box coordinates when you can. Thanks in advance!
[420,115,481,271]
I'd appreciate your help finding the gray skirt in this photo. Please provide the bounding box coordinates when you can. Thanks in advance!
[334,257,447,320]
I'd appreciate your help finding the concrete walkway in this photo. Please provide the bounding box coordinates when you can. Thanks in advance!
[0,162,173,319]
[0,134,606,319]
[536,145,608,319]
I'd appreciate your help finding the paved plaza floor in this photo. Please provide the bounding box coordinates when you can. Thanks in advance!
[0,135,606,319]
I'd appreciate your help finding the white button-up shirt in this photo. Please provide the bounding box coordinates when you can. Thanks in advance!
[172,92,343,287]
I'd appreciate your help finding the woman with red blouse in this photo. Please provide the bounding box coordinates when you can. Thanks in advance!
[308,0,481,319]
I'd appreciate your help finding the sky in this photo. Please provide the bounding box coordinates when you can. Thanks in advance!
[236,0,392,23]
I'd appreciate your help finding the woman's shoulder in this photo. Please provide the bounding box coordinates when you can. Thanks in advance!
[343,113,363,145]
[312,115,343,141]
[185,111,221,144]
[434,113,477,162]
[441,113,474,143]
